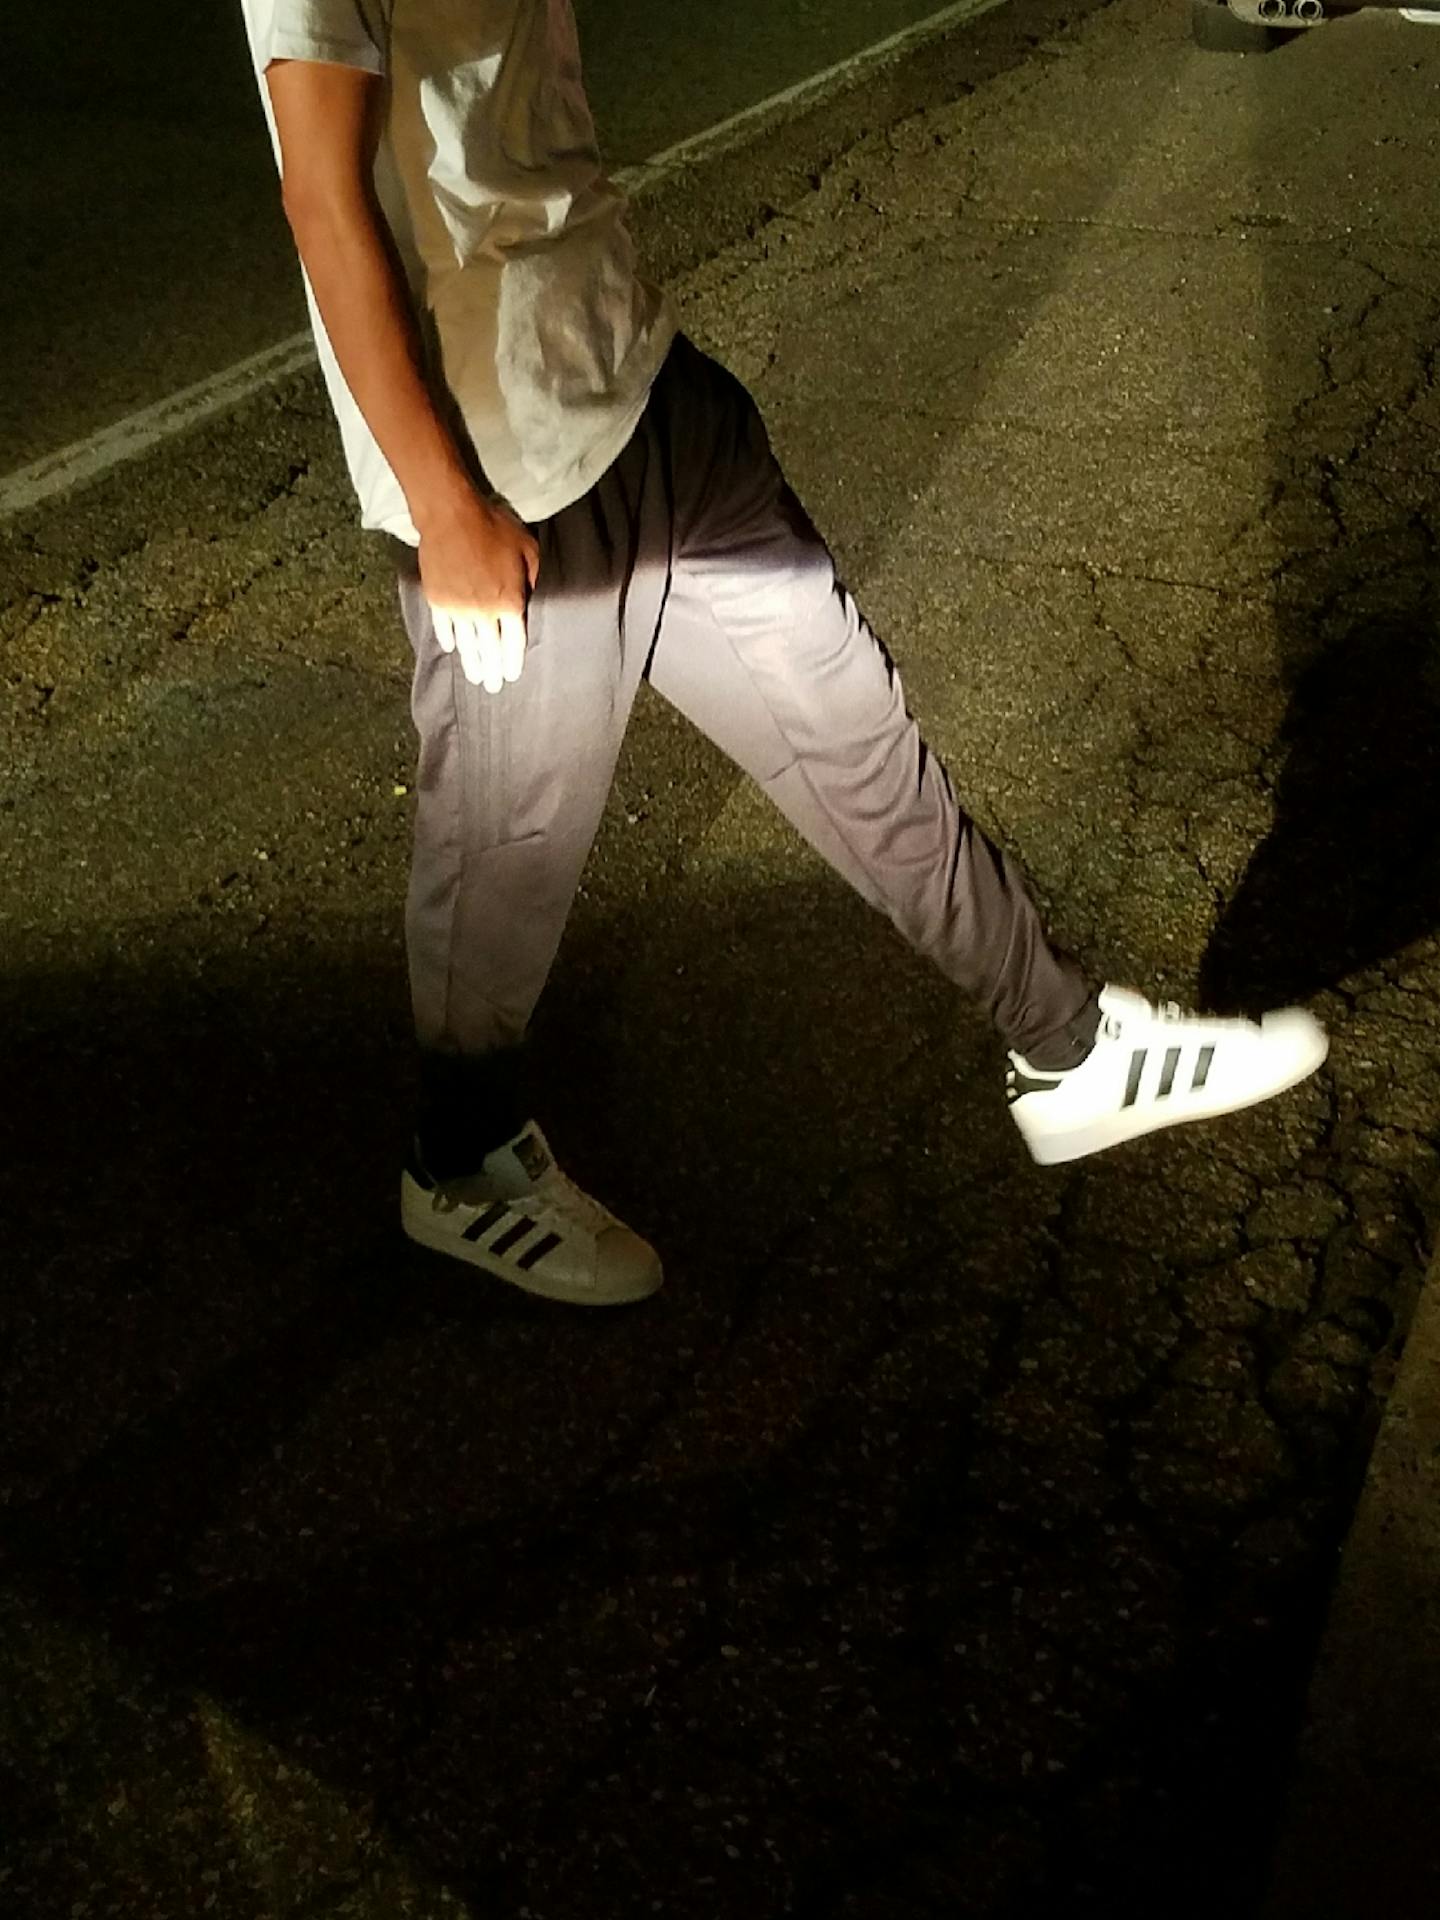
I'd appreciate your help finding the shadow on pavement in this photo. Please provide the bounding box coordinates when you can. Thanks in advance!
[1202,568,1440,1015]
[0,870,1403,1918]
[1200,32,1440,1015]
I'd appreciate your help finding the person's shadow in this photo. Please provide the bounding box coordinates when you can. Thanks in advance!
[1202,562,1440,1014]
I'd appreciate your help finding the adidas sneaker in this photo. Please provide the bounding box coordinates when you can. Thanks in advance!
[401,1122,663,1305]
[1008,984,1328,1166]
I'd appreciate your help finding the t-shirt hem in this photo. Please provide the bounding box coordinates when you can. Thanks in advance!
[503,319,680,526]
[362,506,422,546]
[260,31,384,77]
[372,350,674,543]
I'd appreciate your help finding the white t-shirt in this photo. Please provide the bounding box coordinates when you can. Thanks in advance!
[240,0,677,537]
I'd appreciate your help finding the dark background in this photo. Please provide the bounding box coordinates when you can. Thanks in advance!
[0,0,965,473]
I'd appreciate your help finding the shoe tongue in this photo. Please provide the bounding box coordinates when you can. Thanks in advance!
[511,1127,551,1183]
[480,1126,552,1197]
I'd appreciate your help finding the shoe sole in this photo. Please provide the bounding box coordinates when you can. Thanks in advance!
[1020,1037,1329,1167]
[400,1179,663,1306]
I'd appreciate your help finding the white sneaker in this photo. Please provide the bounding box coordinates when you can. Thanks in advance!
[400,1122,663,1305]
[1007,985,1328,1166]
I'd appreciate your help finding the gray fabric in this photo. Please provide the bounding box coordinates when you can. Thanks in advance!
[397,336,1093,1069]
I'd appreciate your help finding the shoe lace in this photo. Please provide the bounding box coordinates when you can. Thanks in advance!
[1152,1001,1252,1031]
[533,1167,616,1237]
[433,1161,617,1238]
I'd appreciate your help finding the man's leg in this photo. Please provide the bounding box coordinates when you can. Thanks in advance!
[396,411,671,1176]
[392,414,674,1301]
[645,338,1097,1070]
[643,339,1326,1161]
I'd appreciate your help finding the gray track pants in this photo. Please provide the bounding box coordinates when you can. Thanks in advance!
[397,337,1094,1161]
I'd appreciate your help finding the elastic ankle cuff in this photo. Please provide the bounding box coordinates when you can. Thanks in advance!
[1022,996,1101,1072]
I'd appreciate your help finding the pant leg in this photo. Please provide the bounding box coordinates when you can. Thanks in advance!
[398,404,673,1163]
[646,339,1096,1065]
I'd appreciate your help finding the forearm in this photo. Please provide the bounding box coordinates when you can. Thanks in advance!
[263,57,538,685]
[282,183,474,534]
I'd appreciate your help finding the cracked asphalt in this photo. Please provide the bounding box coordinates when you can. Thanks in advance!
[4,2,1440,1914]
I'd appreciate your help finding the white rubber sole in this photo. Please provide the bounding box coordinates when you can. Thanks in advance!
[400,1174,663,1306]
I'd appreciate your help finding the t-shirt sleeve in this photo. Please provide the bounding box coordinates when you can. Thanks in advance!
[247,0,385,77]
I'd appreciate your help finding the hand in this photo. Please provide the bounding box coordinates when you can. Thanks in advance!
[418,493,541,694]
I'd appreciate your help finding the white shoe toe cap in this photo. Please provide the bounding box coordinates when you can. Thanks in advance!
[1256,1006,1330,1075]
[595,1227,664,1305]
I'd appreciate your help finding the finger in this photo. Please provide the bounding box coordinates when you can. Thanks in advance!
[497,610,526,684]
[522,534,541,592]
[478,621,505,696]
[454,615,487,688]
[432,607,457,654]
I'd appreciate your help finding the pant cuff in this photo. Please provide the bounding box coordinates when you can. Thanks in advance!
[1020,993,1101,1072]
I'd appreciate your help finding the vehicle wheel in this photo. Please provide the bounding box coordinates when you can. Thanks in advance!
[1190,0,1284,50]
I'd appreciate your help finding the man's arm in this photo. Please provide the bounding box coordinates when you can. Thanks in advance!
[266,58,537,691]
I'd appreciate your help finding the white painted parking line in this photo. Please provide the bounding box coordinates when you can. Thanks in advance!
[617,0,1003,191]
[0,334,320,522]
[0,0,1000,523]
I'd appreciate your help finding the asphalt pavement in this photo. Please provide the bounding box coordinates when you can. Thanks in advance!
[4,0,1440,1914]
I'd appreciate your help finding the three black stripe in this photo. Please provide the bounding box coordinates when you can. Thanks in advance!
[1122,1041,1218,1109]
[490,1215,538,1257]
[459,1201,561,1272]
[462,1201,510,1244]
